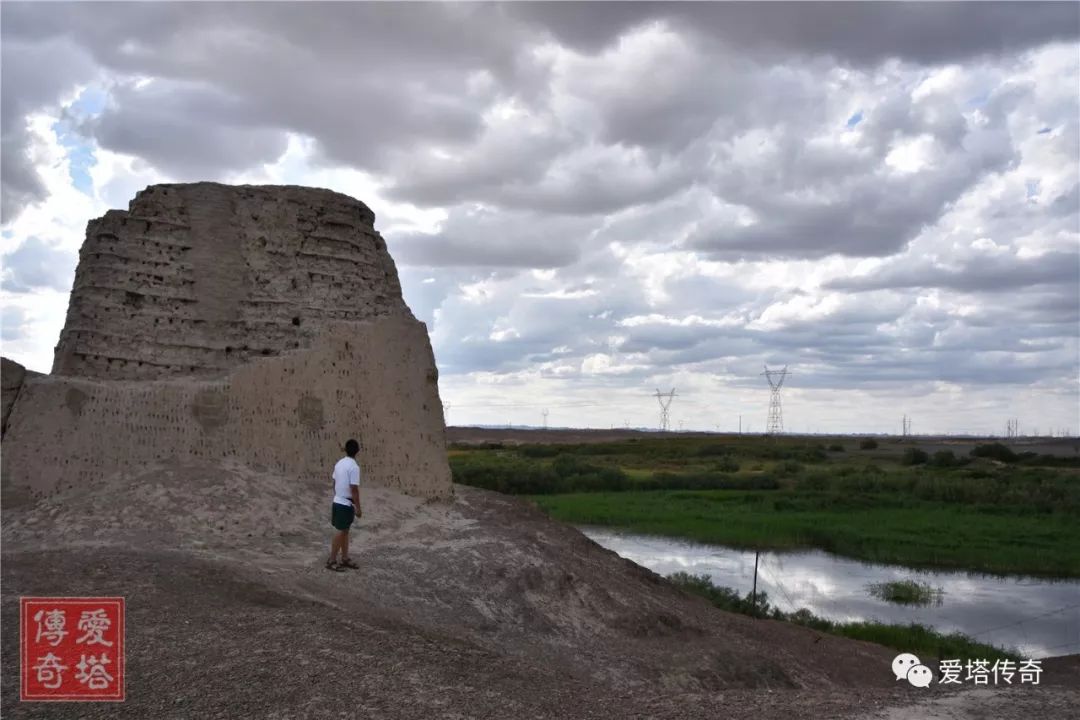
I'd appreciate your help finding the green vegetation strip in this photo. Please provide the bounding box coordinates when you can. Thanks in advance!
[668,573,1018,662]
[530,489,1080,576]
[449,436,1080,576]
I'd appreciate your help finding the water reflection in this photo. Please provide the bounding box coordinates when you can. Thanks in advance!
[580,527,1080,658]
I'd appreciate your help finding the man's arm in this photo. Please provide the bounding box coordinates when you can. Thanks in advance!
[351,474,361,517]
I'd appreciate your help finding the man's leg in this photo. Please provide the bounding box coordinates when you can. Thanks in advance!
[341,528,350,563]
[328,531,343,564]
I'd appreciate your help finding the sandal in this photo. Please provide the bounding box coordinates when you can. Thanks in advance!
[339,558,360,570]
[325,560,346,572]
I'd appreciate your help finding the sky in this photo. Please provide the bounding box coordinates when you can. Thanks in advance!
[1,2,1078,435]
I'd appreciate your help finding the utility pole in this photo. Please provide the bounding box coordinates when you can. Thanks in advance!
[653,388,676,432]
[761,365,790,437]
[751,550,760,617]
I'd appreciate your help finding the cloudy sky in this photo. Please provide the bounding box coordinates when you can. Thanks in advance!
[2,2,1078,435]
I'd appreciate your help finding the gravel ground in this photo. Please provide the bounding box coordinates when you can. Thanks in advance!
[2,462,1076,718]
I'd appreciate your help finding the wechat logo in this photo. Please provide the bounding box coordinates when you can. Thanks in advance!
[892,653,933,688]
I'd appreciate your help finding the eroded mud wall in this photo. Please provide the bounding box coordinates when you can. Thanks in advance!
[2,317,452,504]
[52,183,409,380]
[5,182,451,503]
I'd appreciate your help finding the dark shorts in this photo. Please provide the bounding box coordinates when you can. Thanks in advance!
[331,502,355,531]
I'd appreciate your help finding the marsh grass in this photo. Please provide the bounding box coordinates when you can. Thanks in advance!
[867,579,945,606]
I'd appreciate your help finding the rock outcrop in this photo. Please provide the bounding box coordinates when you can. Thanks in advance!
[1,183,452,504]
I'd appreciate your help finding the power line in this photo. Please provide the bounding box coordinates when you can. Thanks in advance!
[758,555,799,612]
[968,602,1080,639]
[1040,638,1080,653]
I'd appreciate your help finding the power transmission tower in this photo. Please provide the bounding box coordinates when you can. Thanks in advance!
[760,365,789,436]
[653,388,676,431]
[902,415,912,437]
[1006,418,1019,439]
[542,409,549,429]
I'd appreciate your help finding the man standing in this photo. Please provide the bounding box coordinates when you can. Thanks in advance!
[326,438,362,571]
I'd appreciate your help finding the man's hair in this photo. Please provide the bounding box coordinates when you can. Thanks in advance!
[345,439,360,457]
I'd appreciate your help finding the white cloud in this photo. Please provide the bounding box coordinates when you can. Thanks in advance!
[2,5,1077,433]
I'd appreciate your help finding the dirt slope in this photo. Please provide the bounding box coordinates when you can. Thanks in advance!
[2,463,1075,718]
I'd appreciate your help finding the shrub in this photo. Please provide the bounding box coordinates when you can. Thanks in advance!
[828,444,845,452]
[778,460,804,476]
[566,468,628,492]
[1016,453,1080,468]
[859,438,879,450]
[712,457,740,473]
[901,448,929,466]
[668,572,771,616]
[971,443,1018,463]
[519,445,561,458]
[931,450,957,468]
[550,455,629,491]
[650,471,778,491]
[800,447,829,462]
[551,454,599,478]
[450,455,561,494]
[695,444,733,457]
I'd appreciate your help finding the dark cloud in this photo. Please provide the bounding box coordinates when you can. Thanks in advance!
[88,80,290,180]
[5,1,1075,224]
[827,250,1080,293]
[1,2,525,213]
[1,36,97,222]
[515,2,1080,66]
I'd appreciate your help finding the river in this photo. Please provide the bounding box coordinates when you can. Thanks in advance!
[580,527,1080,658]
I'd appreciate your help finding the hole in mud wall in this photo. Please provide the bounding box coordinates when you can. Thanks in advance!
[65,388,89,417]
[296,394,324,431]
[191,388,230,432]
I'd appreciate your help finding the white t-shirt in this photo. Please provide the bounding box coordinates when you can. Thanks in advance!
[332,456,361,507]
